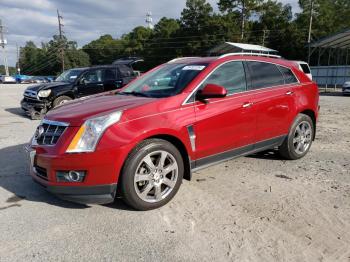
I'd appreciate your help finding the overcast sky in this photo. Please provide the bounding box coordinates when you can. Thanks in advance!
[0,0,300,67]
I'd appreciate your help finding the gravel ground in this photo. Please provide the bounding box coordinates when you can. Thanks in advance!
[0,84,349,262]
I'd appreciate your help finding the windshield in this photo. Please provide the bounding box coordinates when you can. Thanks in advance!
[120,63,207,98]
[56,69,84,83]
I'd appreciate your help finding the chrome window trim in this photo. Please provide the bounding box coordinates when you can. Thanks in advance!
[42,119,69,127]
[182,59,300,106]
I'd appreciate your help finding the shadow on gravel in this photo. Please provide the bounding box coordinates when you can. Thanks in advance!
[247,150,285,161]
[0,143,134,211]
[5,107,29,119]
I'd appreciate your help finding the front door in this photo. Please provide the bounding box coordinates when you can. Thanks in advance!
[77,69,104,97]
[193,61,256,163]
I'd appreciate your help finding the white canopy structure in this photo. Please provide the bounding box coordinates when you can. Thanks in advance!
[208,42,278,56]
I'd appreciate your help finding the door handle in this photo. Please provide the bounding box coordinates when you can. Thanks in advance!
[242,102,253,108]
[97,83,104,86]
[286,91,294,95]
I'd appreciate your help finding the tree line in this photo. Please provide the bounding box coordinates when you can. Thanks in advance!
[15,0,350,76]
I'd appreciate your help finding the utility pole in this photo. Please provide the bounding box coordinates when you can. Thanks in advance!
[16,43,20,75]
[307,0,314,64]
[241,1,245,41]
[0,19,9,76]
[262,29,269,46]
[57,9,65,72]
[146,12,154,29]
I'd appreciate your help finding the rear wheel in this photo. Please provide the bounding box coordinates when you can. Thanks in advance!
[53,96,72,108]
[120,139,184,210]
[279,114,314,160]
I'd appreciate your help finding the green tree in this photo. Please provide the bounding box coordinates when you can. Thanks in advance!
[218,0,263,40]
[20,36,90,76]
[83,35,125,65]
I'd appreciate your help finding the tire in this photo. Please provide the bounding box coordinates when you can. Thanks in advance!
[52,96,72,108]
[279,114,314,160]
[120,139,184,211]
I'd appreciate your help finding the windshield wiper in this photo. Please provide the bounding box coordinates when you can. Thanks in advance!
[118,91,150,97]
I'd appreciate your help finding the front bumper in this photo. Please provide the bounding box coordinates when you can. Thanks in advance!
[34,179,117,204]
[342,88,350,94]
[25,145,119,205]
[21,97,48,112]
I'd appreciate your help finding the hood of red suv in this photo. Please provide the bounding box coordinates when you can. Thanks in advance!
[45,93,156,126]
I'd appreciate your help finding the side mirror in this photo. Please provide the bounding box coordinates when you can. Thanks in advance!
[79,78,87,85]
[196,84,227,101]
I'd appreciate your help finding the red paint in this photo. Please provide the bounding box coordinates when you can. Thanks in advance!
[29,55,319,189]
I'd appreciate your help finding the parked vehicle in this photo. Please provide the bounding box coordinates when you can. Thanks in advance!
[342,81,350,95]
[25,54,319,210]
[21,64,138,119]
[0,75,16,84]
[294,61,312,80]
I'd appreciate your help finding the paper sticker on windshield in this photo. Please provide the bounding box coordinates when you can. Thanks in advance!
[182,65,205,71]
[70,76,77,79]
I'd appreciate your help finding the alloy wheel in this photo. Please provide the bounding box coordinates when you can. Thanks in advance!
[134,150,178,203]
[293,121,312,155]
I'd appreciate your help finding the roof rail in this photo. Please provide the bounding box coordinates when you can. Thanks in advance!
[168,57,200,63]
[219,52,281,59]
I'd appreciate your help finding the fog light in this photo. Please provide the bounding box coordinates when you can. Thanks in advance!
[56,171,86,182]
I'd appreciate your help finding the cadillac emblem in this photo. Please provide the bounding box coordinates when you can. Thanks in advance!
[35,125,45,140]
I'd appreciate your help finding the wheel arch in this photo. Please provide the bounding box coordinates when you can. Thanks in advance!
[144,134,192,181]
[299,109,316,140]
[118,132,192,182]
[55,92,75,100]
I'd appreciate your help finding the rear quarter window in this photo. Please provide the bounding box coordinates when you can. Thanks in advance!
[300,63,311,74]
[278,66,298,84]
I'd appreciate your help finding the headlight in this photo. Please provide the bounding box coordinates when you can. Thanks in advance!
[66,111,123,153]
[38,89,51,97]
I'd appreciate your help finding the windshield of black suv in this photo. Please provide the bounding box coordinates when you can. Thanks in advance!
[119,63,207,98]
[56,69,84,83]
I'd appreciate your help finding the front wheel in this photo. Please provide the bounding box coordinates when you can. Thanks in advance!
[279,114,314,160]
[120,139,184,210]
[52,96,72,108]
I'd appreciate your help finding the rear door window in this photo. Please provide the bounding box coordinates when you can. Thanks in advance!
[118,65,133,78]
[104,68,117,81]
[246,61,284,89]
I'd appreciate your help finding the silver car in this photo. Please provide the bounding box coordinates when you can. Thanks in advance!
[343,81,350,95]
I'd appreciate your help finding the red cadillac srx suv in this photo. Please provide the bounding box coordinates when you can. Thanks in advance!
[26,54,319,210]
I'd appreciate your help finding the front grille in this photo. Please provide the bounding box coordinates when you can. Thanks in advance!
[24,90,38,99]
[35,120,69,146]
[34,165,48,180]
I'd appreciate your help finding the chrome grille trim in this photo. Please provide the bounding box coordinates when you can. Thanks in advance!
[34,119,69,146]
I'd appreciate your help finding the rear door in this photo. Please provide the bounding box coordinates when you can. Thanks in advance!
[117,65,135,87]
[193,61,256,162]
[245,61,297,144]
[103,68,119,91]
[77,69,104,97]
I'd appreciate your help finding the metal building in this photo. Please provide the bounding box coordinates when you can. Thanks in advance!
[309,29,350,88]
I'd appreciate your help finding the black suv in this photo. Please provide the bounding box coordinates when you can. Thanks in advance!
[21,64,137,119]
